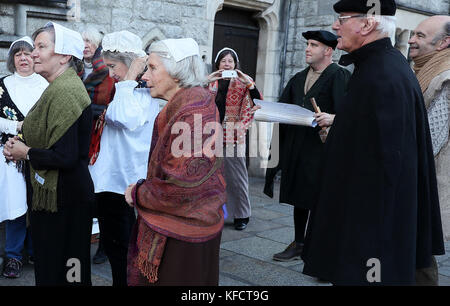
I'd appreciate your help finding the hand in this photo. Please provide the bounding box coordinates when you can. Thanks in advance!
[16,121,23,133]
[314,113,335,128]
[236,69,254,89]
[3,136,29,161]
[207,70,224,83]
[124,56,148,81]
[249,104,261,115]
[125,183,136,207]
[2,144,14,162]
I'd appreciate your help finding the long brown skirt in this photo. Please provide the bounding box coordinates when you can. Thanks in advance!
[127,216,222,286]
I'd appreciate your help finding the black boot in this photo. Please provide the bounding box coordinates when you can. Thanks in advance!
[234,217,249,230]
[272,241,303,262]
[93,238,107,264]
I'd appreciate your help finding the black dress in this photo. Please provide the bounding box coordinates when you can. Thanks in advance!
[26,106,94,286]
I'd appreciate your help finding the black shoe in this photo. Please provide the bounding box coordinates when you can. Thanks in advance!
[273,241,303,262]
[234,218,249,230]
[93,245,107,264]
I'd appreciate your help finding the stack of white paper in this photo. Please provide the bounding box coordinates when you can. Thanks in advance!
[253,99,317,127]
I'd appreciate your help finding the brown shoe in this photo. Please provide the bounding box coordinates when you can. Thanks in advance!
[272,241,303,262]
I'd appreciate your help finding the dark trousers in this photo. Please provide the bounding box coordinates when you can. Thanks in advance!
[96,192,136,286]
[294,207,310,244]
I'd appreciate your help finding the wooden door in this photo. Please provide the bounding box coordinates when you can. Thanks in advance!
[213,7,260,167]
[212,6,260,78]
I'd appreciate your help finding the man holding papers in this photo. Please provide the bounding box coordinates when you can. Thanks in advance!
[264,30,350,262]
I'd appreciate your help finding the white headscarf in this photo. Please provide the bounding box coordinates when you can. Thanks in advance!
[214,47,239,63]
[8,36,34,56]
[102,31,146,57]
[45,21,84,60]
[160,38,200,62]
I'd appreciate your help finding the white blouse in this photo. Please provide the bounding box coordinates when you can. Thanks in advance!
[89,80,160,195]
[0,72,48,134]
[0,72,48,222]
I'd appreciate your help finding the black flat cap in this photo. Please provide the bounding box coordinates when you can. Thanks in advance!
[302,30,338,50]
[333,0,397,16]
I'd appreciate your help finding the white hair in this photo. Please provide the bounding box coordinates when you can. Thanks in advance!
[374,15,397,38]
[82,27,104,48]
[102,50,139,68]
[148,40,207,88]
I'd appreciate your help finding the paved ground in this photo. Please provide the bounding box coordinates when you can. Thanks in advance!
[1,176,450,286]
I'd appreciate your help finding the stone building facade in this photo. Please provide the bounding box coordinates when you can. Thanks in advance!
[0,0,448,176]
[0,1,449,260]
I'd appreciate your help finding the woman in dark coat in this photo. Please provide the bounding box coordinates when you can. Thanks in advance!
[3,22,94,286]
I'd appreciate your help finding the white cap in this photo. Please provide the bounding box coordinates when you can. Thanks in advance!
[160,38,200,62]
[102,30,146,57]
[214,47,239,63]
[8,36,34,56]
[45,22,84,60]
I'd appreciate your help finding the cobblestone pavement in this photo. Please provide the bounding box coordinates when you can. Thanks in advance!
[1,176,450,286]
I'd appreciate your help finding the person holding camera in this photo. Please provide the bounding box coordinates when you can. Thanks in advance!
[207,48,261,231]
[88,30,160,286]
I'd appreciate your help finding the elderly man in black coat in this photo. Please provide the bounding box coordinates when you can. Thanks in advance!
[301,0,445,285]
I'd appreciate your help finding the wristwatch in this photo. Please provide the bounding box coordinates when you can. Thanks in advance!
[136,178,146,188]
[134,178,146,205]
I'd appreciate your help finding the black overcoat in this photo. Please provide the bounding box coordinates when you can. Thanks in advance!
[302,38,445,285]
[264,63,350,209]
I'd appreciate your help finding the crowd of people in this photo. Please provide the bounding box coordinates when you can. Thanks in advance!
[0,0,449,286]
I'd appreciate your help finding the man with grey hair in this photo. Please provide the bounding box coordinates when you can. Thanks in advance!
[408,15,450,285]
[301,0,445,285]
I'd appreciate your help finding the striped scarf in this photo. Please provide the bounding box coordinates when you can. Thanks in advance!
[79,46,115,106]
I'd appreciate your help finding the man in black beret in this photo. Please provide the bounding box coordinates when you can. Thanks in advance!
[264,30,350,262]
[301,0,445,285]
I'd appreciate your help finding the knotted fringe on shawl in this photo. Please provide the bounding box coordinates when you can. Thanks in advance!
[134,220,167,283]
[31,179,57,212]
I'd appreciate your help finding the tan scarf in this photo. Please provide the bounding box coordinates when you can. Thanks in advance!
[413,48,450,95]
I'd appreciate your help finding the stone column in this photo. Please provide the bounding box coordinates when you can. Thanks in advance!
[14,4,27,37]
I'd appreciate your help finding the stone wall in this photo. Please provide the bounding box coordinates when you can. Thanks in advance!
[0,0,212,75]
[397,0,449,15]
[282,0,347,88]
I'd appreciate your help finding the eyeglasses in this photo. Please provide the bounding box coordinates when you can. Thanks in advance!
[337,14,366,25]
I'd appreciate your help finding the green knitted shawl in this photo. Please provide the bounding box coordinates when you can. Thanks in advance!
[23,68,91,212]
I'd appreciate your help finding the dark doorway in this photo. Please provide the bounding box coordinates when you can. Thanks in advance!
[212,6,260,79]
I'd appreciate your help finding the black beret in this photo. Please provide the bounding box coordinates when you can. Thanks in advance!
[333,0,397,16]
[302,30,338,50]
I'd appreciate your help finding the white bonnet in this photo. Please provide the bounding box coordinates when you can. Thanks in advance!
[102,30,146,57]
[8,36,34,56]
[45,22,84,60]
[159,38,200,62]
